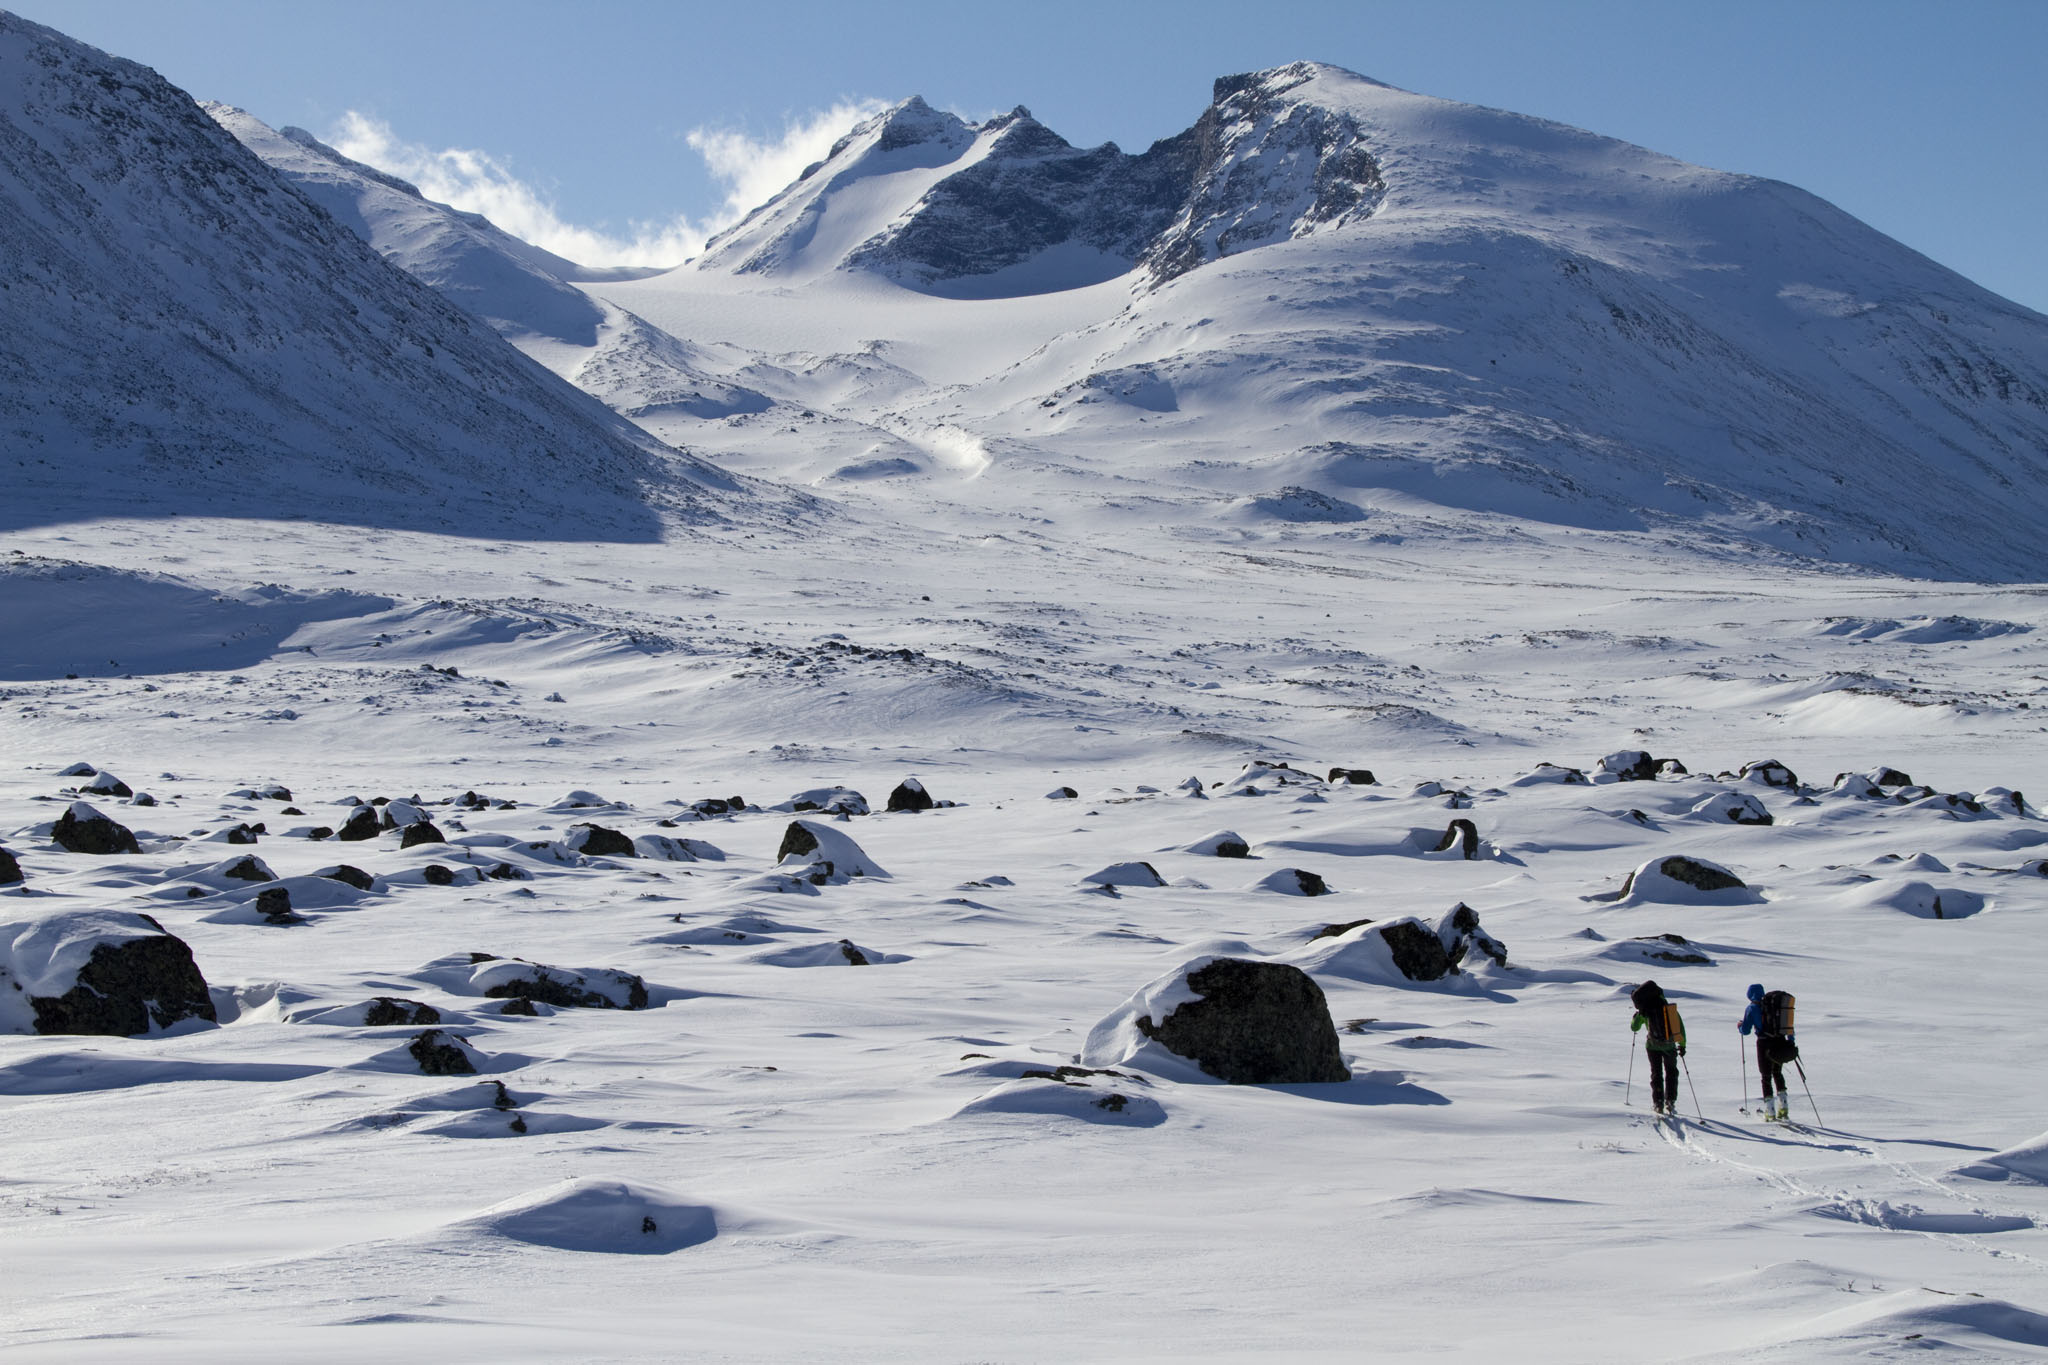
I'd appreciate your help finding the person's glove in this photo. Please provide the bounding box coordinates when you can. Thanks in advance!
[1678,1046,1686,1057]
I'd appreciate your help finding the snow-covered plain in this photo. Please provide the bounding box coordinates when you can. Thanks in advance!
[5,15,2048,1362]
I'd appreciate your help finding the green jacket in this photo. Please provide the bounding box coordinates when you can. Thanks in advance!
[1632,1007,1686,1053]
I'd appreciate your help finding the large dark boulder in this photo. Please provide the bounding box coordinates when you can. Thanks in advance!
[319,864,374,891]
[1739,758,1799,788]
[1378,921,1454,981]
[567,822,635,858]
[1597,750,1658,781]
[0,847,21,885]
[25,915,216,1035]
[255,887,300,924]
[219,855,273,883]
[51,803,141,856]
[336,807,380,842]
[1327,768,1377,786]
[1136,958,1349,1084]
[886,778,935,813]
[399,820,446,849]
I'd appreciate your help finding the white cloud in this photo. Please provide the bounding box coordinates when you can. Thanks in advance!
[327,99,884,268]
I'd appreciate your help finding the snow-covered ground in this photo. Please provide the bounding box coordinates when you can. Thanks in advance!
[4,513,2048,1361]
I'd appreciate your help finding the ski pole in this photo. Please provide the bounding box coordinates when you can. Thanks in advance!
[1792,1056,1823,1125]
[1626,1032,1637,1107]
[1681,1053,1703,1119]
[1739,1034,1749,1115]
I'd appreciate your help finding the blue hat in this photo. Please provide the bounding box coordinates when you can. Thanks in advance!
[1747,983,1765,1000]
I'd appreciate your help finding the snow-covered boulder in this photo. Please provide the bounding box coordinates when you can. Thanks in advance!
[1326,767,1376,786]
[1597,750,1657,781]
[777,787,869,816]
[1292,917,1456,983]
[1045,786,1079,800]
[1831,773,1883,799]
[1509,763,1587,786]
[79,769,133,798]
[564,822,635,858]
[950,1076,1165,1127]
[1216,762,1325,797]
[1604,855,1752,905]
[399,821,446,848]
[775,820,888,882]
[1738,759,1799,789]
[1082,861,1166,888]
[1185,830,1251,858]
[1956,1132,2048,1184]
[316,864,376,891]
[886,778,934,812]
[551,790,616,810]
[1600,933,1716,967]
[1082,956,1348,1084]
[1688,791,1773,825]
[51,802,141,855]
[1428,818,1481,859]
[1437,903,1508,969]
[1250,867,1331,896]
[0,911,215,1035]
[632,835,723,862]
[422,954,649,1010]
[743,937,908,968]
[1843,880,1983,920]
[451,1178,717,1254]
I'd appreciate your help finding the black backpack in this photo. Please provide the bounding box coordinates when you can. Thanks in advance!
[1759,990,1798,1062]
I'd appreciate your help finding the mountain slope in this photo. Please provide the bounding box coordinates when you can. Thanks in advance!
[604,62,2048,579]
[0,13,744,539]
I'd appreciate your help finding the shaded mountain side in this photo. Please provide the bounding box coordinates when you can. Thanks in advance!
[0,12,745,540]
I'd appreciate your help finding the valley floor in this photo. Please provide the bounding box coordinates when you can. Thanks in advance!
[3,507,2047,1360]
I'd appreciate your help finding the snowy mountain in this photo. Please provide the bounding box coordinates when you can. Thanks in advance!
[206,105,775,427]
[0,13,746,539]
[603,63,2048,579]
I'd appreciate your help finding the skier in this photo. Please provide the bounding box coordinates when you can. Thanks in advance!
[1629,980,1686,1116]
[1738,982,1797,1121]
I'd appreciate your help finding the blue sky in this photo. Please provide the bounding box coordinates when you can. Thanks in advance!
[18,0,2048,311]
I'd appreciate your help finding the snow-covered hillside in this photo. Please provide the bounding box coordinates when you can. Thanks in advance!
[0,13,747,540]
[595,63,2048,580]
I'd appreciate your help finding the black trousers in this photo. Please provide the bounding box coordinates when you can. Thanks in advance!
[1648,1049,1679,1110]
[1756,1039,1787,1097]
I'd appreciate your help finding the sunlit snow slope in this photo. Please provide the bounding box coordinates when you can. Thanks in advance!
[595,63,2048,579]
[0,13,745,541]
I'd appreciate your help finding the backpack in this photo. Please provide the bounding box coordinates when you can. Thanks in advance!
[1630,981,1663,1015]
[1759,990,1795,1039]
[1647,1003,1685,1049]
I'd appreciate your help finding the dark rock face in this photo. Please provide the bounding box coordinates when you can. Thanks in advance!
[1212,838,1251,858]
[498,997,539,1016]
[364,997,441,1027]
[481,962,649,1011]
[255,887,299,924]
[1327,768,1376,785]
[1378,921,1454,981]
[886,779,934,813]
[1657,759,1689,777]
[399,820,445,849]
[1434,819,1480,859]
[319,864,374,891]
[0,847,19,885]
[421,864,456,886]
[221,823,261,845]
[52,806,141,856]
[1282,869,1330,896]
[220,855,272,883]
[1438,902,1508,970]
[567,823,634,858]
[337,807,380,842]
[837,939,871,966]
[1136,958,1349,1084]
[408,1028,477,1076]
[29,920,216,1035]
[776,822,820,863]
[306,826,334,840]
[81,772,133,798]
[1048,786,1079,799]
[485,862,529,881]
